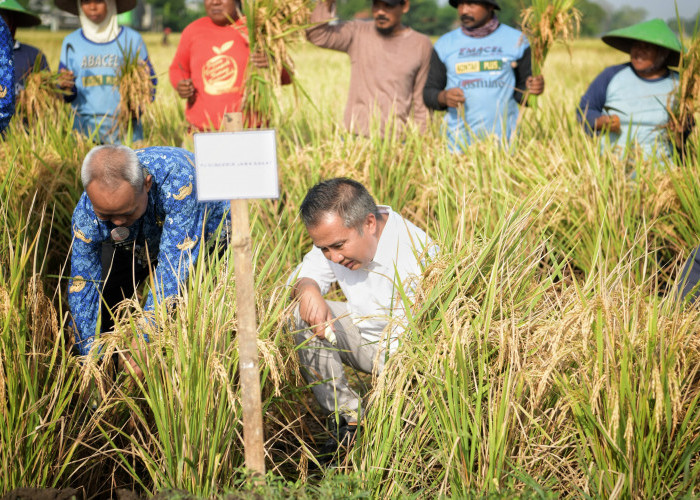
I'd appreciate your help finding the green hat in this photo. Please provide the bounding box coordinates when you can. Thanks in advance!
[602,18,682,67]
[0,0,41,28]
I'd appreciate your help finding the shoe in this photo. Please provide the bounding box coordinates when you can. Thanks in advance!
[315,414,358,467]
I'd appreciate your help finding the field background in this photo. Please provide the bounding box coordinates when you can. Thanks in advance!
[2,27,700,498]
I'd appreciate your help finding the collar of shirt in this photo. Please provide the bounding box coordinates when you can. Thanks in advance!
[13,40,20,50]
[366,205,398,272]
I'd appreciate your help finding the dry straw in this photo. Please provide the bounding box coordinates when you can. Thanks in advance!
[242,0,312,123]
[116,44,155,137]
[520,0,581,107]
[16,70,67,127]
[668,34,700,152]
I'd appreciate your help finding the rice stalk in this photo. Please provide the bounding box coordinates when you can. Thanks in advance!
[667,33,700,155]
[241,0,313,125]
[16,68,68,128]
[116,43,155,138]
[520,0,581,107]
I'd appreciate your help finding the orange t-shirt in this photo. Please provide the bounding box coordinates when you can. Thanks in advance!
[169,16,251,131]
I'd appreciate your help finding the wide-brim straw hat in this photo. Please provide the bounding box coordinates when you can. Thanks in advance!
[602,18,682,67]
[0,0,41,27]
[54,0,137,16]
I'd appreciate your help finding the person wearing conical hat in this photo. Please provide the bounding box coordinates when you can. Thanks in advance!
[578,19,685,159]
[423,0,545,151]
[55,0,157,144]
[0,0,49,93]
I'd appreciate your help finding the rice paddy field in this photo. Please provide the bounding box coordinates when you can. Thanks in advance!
[2,26,700,498]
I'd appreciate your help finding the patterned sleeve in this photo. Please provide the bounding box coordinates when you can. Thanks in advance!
[143,156,205,313]
[0,17,15,134]
[68,196,104,355]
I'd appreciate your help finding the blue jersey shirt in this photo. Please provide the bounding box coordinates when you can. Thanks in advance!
[578,63,678,159]
[68,147,229,355]
[434,24,528,149]
[0,16,14,134]
[59,26,156,144]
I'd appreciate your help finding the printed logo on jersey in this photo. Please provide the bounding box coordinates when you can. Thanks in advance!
[82,75,117,87]
[455,59,503,74]
[81,54,120,69]
[460,79,507,89]
[458,46,503,57]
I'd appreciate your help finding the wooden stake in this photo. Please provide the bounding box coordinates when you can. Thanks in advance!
[223,112,265,475]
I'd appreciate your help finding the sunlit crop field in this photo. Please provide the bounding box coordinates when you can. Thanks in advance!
[2,27,700,498]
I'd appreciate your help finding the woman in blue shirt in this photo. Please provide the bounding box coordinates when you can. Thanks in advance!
[56,0,156,144]
[578,19,684,160]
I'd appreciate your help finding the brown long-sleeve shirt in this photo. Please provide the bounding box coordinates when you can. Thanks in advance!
[307,2,432,136]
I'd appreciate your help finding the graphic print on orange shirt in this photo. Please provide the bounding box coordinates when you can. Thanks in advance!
[203,41,239,95]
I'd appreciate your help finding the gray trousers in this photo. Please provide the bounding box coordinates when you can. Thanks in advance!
[294,301,382,423]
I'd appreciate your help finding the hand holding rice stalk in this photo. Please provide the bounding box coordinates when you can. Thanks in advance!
[17,64,71,127]
[668,33,700,155]
[520,0,581,108]
[241,0,312,124]
[116,44,155,137]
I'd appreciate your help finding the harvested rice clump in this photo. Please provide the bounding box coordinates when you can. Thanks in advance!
[17,70,67,127]
[116,46,155,138]
[668,34,700,154]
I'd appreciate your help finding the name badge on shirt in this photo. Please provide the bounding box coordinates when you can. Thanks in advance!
[455,59,503,74]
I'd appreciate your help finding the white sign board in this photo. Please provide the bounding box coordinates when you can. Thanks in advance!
[194,129,279,201]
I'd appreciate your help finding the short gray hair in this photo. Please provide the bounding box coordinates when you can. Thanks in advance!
[81,145,144,192]
[300,178,379,232]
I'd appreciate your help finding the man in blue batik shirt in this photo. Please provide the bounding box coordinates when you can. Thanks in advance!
[0,14,14,134]
[423,0,544,151]
[68,145,229,357]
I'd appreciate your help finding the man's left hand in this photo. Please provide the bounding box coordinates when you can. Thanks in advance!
[526,75,544,95]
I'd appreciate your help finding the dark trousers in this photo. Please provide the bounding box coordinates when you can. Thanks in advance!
[99,242,154,333]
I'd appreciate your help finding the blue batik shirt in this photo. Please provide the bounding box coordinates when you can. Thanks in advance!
[0,16,14,134]
[68,147,229,355]
[59,26,156,144]
[433,24,528,149]
[578,63,678,159]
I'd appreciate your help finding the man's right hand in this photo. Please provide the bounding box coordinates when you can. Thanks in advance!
[438,88,465,109]
[57,69,75,90]
[176,78,195,100]
[595,114,621,134]
[294,278,334,339]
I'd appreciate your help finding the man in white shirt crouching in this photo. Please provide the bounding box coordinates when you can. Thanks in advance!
[289,177,434,465]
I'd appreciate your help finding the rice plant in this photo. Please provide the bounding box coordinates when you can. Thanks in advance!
[520,0,581,107]
[2,27,700,497]
[116,43,156,138]
[668,32,700,156]
[241,0,313,125]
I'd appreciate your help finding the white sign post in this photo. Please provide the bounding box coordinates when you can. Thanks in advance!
[194,119,278,475]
